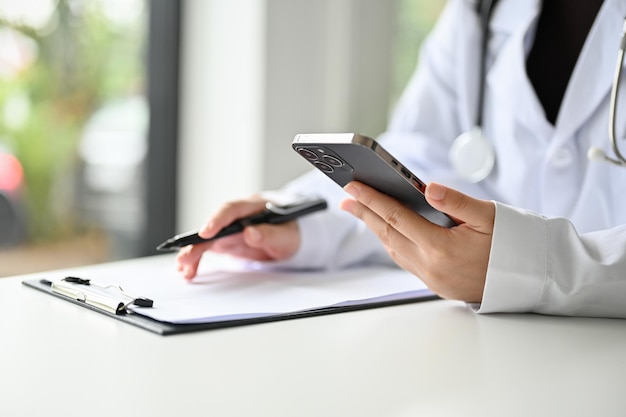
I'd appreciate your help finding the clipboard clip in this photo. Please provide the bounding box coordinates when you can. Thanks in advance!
[50,276,154,316]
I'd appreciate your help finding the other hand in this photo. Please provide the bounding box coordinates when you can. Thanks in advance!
[176,196,301,280]
[340,181,495,303]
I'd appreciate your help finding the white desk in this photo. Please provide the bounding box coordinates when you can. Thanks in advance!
[1,255,625,417]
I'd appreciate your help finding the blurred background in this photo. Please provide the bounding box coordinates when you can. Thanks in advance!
[0,0,445,277]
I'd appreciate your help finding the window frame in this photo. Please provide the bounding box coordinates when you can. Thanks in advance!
[141,0,182,255]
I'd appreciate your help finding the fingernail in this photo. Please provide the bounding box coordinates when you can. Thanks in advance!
[426,182,446,201]
[344,183,359,197]
[339,198,356,214]
[182,267,193,280]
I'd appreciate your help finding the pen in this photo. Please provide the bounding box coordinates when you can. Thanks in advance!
[156,197,327,252]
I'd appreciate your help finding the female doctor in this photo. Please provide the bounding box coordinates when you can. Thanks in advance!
[177,0,626,318]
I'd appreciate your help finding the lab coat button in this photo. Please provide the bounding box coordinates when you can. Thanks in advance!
[552,148,573,167]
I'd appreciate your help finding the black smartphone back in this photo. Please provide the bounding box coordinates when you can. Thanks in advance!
[292,133,457,228]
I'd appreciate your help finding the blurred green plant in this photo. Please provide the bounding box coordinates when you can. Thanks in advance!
[392,0,446,104]
[0,0,145,241]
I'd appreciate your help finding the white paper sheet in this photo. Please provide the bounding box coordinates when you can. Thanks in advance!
[61,254,431,324]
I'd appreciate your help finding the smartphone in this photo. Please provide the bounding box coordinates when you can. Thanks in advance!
[292,133,457,228]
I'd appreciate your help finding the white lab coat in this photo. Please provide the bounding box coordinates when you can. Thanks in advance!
[278,0,626,318]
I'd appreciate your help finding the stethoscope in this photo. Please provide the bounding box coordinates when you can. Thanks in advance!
[449,0,626,183]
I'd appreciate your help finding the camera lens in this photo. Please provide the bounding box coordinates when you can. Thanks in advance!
[313,161,334,173]
[296,147,318,161]
[322,155,343,167]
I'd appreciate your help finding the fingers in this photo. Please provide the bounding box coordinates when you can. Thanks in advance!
[340,182,437,289]
[340,195,424,252]
[176,201,302,280]
[340,181,492,303]
[425,182,495,234]
[243,222,301,259]
[341,181,439,245]
[198,198,267,239]
[207,223,300,260]
[176,245,205,280]
[177,198,268,280]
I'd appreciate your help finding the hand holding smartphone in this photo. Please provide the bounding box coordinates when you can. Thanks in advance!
[292,133,457,228]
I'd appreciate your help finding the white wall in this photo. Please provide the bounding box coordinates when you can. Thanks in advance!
[177,0,395,231]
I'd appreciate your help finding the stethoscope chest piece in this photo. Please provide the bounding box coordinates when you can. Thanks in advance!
[449,126,495,183]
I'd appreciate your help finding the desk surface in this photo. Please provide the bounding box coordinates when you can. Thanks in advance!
[1,255,625,417]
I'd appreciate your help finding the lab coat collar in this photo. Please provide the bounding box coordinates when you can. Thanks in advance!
[556,0,626,142]
[488,0,540,36]
[486,1,552,142]
[487,0,626,144]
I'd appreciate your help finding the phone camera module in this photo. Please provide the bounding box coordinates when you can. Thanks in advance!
[322,155,343,167]
[313,161,334,173]
[296,147,318,161]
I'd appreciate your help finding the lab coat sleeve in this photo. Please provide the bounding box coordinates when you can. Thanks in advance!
[479,202,626,318]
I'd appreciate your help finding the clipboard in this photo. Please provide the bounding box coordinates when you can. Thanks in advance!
[23,278,437,336]
[21,255,438,336]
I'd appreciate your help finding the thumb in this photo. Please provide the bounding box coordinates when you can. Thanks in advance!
[425,182,495,233]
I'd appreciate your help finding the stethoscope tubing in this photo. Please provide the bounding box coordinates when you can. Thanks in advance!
[476,0,496,128]
[608,19,626,165]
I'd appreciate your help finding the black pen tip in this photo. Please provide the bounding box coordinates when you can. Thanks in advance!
[156,241,175,252]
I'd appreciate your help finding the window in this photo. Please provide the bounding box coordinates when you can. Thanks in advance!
[0,0,442,277]
[0,0,180,276]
